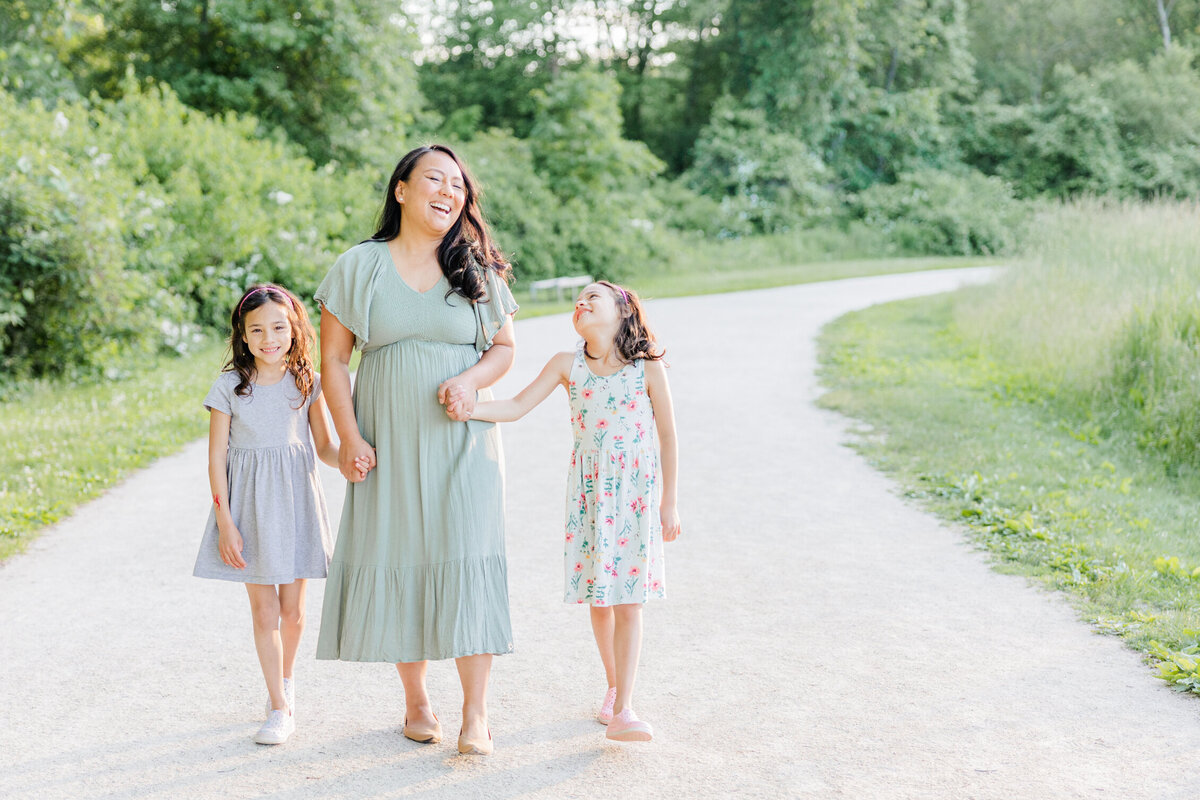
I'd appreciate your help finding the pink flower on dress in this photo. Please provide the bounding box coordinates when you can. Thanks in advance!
[565,532,575,542]
[574,562,583,572]
[627,400,637,411]
[596,418,609,430]
[582,389,593,399]
[617,537,629,547]
[650,579,663,592]
[605,517,614,526]
[628,566,640,576]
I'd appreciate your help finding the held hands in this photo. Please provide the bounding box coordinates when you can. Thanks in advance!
[661,504,682,543]
[438,378,476,421]
[339,436,377,483]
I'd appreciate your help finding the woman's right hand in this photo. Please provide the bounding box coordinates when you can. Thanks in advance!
[339,436,377,482]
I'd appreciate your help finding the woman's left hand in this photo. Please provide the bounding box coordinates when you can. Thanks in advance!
[438,378,477,421]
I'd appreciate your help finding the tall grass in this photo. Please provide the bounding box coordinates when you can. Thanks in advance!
[954,198,1200,470]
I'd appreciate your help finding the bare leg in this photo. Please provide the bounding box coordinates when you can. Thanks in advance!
[611,603,643,715]
[246,583,287,712]
[277,579,306,681]
[590,605,617,689]
[396,661,436,728]
[455,653,493,742]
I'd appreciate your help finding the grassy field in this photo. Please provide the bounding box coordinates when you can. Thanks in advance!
[0,251,980,562]
[818,199,1200,695]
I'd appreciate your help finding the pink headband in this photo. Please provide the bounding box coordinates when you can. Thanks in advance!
[237,286,295,316]
[614,286,629,304]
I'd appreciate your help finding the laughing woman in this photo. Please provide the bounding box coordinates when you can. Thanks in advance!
[314,145,517,756]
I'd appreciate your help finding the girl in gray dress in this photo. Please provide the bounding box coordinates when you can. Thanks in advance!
[315,145,517,756]
[196,284,353,745]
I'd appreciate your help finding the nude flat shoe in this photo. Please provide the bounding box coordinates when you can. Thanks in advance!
[403,714,442,744]
[457,726,493,755]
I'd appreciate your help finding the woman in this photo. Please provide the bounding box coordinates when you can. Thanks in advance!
[314,145,517,756]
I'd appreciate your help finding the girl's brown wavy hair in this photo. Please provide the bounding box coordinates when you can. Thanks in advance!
[224,284,316,406]
[591,281,665,364]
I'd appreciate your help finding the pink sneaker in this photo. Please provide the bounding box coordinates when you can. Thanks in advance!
[597,687,617,725]
[605,708,652,742]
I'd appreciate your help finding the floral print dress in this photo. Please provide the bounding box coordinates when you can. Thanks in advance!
[564,344,666,606]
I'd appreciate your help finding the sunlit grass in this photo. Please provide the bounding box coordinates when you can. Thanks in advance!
[0,341,227,560]
[818,201,1200,694]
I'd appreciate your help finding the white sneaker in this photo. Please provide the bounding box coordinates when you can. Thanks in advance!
[264,678,294,717]
[254,709,295,745]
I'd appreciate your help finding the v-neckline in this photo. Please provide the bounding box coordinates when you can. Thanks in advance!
[377,239,445,295]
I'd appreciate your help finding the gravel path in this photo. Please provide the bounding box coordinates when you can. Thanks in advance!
[4,267,1200,799]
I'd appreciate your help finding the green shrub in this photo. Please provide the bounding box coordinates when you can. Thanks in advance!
[685,98,833,235]
[0,84,377,379]
[852,167,1027,255]
[0,91,179,380]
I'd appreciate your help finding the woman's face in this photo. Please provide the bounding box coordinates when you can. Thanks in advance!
[395,151,467,237]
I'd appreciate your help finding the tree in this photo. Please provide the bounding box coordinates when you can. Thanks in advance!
[70,0,422,166]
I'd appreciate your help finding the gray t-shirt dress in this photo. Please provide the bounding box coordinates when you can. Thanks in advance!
[314,240,519,663]
[193,371,334,585]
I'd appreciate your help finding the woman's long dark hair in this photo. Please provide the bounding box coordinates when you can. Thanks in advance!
[592,281,665,364]
[224,284,317,406]
[369,144,511,302]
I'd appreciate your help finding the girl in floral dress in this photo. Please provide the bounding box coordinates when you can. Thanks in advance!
[464,281,681,743]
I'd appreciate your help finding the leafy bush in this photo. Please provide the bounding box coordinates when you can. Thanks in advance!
[0,84,375,380]
[686,98,833,234]
[852,167,1026,255]
[0,91,177,380]
[524,68,667,280]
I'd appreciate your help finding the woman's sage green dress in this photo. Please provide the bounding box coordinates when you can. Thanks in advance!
[314,240,517,662]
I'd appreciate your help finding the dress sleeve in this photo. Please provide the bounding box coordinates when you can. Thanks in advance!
[202,373,234,415]
[473,269,519,353]
[315,245,379,350]
[308,373,323,410]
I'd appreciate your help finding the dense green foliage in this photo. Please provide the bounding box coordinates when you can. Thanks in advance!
[5,0,1200,378]
[0,82,375,379]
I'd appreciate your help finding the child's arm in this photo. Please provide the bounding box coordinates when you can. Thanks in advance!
[645,359,681,542]
[207,410,246,569]
[469,352,574,423]
[308,382,369,478]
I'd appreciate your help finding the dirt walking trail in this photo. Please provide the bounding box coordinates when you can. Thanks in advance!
[4,266,1200,800]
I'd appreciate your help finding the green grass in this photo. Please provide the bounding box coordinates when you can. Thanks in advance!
[0,250,980,563]
[0,340,227,561]
[819,293,1200,695]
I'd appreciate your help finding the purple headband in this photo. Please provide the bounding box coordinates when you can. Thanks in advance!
[237,286,295,317]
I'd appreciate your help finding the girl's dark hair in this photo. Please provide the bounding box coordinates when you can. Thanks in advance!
[591,281,665,364]
[224,284,317,405]
[369,144,511,303]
